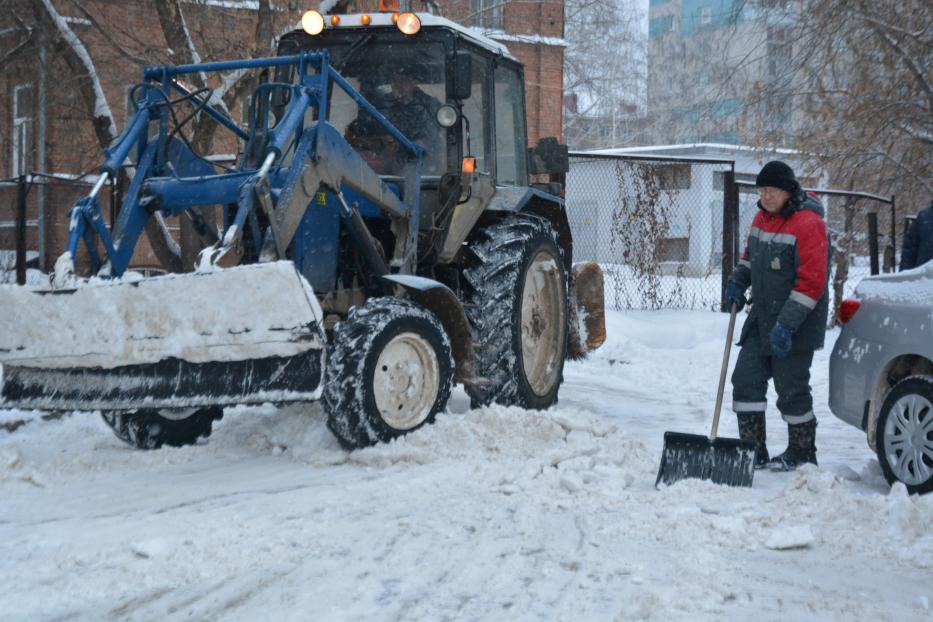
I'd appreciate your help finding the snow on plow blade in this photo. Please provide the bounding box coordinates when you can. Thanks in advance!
[0,262,325,411]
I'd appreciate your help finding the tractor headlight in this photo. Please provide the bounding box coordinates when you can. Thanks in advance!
[397,12,421,35]
[436,104,458,128]
[301,10,324,35]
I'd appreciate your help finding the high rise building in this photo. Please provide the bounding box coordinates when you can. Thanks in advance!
[646,0,799,146]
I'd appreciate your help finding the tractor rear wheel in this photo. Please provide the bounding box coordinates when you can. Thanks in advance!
[323,297,453,449]
[101,407,223,450]
[463,214,568,409]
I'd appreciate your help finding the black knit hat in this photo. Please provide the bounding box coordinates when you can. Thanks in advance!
[756,160,798,193]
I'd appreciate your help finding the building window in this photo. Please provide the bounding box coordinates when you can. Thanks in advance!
[700,6,712,25]
[710,98,742,118]
[12,84,33,178]
[649,15,675,38]
[658,237,689,263]
[645,163,691,190]
[470,0,503,30]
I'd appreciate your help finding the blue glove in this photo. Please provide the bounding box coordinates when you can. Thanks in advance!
[770,322,793,358]
[725,280,747,312]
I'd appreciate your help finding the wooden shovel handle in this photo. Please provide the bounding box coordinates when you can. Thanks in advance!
[710,303,738,441]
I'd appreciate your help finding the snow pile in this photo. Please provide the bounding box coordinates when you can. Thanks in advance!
[0,261,325,369]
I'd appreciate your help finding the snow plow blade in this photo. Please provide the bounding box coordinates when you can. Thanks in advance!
[0,262,325,411]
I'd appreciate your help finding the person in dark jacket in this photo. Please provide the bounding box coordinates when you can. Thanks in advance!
[725,161,830,471]
[900,201,933,271]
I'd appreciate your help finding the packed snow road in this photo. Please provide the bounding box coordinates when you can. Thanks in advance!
[2,310,932,621]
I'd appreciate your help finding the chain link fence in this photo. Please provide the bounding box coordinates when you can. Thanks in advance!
[567,153,900,321]
[566,153,735,310]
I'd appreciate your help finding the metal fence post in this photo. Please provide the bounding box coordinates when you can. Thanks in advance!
[867,212,880,276]
[15,175,27,285]
[890,195,897,259]
[721,169,738,312]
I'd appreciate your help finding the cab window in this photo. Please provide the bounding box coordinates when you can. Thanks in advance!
[494,65,527,186]
[461,52,490,174]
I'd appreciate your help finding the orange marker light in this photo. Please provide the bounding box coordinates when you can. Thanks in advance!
[330,15,340,26]
[361,14,372,26]
[461,157,476,174]
[392,12,399,23]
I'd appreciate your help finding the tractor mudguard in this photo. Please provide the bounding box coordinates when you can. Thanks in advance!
[439,184,573,266]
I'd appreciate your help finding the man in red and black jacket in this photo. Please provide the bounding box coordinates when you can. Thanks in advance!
[725,161,829,471]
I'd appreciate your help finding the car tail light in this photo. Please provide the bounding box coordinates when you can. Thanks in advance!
[839,299,861,324]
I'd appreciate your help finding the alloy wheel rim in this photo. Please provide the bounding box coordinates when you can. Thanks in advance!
[883,393,933,486]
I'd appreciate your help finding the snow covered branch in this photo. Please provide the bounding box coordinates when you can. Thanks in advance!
[36,0,117,146]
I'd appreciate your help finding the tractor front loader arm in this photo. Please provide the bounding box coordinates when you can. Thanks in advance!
[1,50,430,414]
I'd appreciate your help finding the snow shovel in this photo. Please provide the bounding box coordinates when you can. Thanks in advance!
[655,303,757,488]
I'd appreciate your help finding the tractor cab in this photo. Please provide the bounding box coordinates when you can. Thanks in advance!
[276,12,529,188]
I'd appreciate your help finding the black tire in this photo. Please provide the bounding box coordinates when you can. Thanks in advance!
[323,297,453,449]
[101,407,223,450]
[462,214,568,409]
[875,375,933,495]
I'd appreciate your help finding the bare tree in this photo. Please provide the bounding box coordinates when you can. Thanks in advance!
[564,0,646,149]
[4,1,311,271]
[735,0,932,205]
[31,0,118,150]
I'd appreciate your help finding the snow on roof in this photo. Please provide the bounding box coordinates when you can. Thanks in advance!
[578,142,804,157]
[478,29,567,48]
[312,12,517,61]
[570,149,734,165]
[183,0,259,8]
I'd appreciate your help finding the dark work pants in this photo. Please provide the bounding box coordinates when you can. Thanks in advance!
[731,324,816,425]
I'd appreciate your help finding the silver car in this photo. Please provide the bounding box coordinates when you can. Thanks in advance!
[829,261,933,494]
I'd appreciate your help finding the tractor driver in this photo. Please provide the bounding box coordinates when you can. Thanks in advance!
[345,65,444,175]
[380,67,444,173]
[345,115,400,175]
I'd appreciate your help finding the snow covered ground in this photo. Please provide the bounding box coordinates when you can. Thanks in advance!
[2,309,932,621]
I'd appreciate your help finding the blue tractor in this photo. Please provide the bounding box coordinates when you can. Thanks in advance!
[0,11,604,449]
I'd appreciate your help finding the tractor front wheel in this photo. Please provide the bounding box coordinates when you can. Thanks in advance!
[323,297,454,449]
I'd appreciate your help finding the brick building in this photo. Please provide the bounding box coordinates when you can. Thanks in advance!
[0,0,564,273]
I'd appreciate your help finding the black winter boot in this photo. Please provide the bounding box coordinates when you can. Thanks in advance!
[737,412,770,469]
[768,419,817,471]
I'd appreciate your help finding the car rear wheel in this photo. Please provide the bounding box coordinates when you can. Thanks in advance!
[876,375,933,495]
